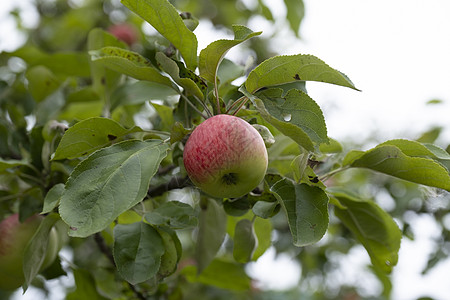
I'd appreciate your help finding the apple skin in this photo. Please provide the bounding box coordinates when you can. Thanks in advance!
[183,114,268,198]
[0,214,59,290]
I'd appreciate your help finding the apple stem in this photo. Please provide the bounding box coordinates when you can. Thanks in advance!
[231,97,249,116]
[225,96,246,114]
[179,93,210,119]
[215,77,220,115]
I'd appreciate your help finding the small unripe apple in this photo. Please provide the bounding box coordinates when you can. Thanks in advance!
[0,214,59,290]
[183,114,268,198]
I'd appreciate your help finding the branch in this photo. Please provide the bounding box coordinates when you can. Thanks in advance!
[147,176,192,198]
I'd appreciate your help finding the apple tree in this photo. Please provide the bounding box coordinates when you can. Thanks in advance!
[0,0,449,299]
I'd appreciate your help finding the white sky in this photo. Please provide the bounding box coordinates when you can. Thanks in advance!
[2,0,450,299]
[279,0,450,146]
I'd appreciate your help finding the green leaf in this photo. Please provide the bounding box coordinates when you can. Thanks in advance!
[156,227,182,278]
[245,54,359,93]
[416,127,442,143]
[233,219,257,263]
[423,143,450,160]
[291,152,309,182]
[252,217,272,260]
[25,66,60,102]
[121,0,198,69]
[169,121,190,144]
[0,158,29,173]
[319,137,343,153]
[379,139,450,160]
[182,259,251,291]
[23,213,60,292]
[58,100,103,121]
[110,81,179,111]
[35,88,66,126]
[196,198,227,273]
[251,88,328,150]
[252,200,279,219]
[199,25,262,83]
[332,189,402,273]
[344,144,450,191]
[226,212,272,261]
[151,102,175,132]
[90,47,173,86]
[144,201,198,229]
[8,46,91,77]
[67,269,108,300]
[59,139,169,237]
[113,222,165,284]
[53,117,143,160]
[217,58,245,87]
[87,28,125,106]
[284,0,305,37]
[271,180,329,246]
[155,52,206,99]
[252,124,276,148]
[257,0,274,20]
[42,183,65,214]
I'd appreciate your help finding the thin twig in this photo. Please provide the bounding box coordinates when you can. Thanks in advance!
[179,94,209,120]
[94,233,115,266]
[318,166,349,183]
[193,95,213,117]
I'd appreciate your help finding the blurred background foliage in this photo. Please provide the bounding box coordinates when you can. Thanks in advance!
[0,0,449,299]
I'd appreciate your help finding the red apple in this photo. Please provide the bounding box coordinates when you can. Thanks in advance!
[108,23,139,46]
[183,114,268,198]
[0,214,59,290]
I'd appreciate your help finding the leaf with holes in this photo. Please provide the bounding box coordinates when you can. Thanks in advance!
[53,117,142,160]
[245,54,359,93]
[59,140,169,237]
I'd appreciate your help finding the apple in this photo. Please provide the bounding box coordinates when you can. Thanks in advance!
[183,114,268,198]
[0,214,59,290]
[108,23,139,46]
